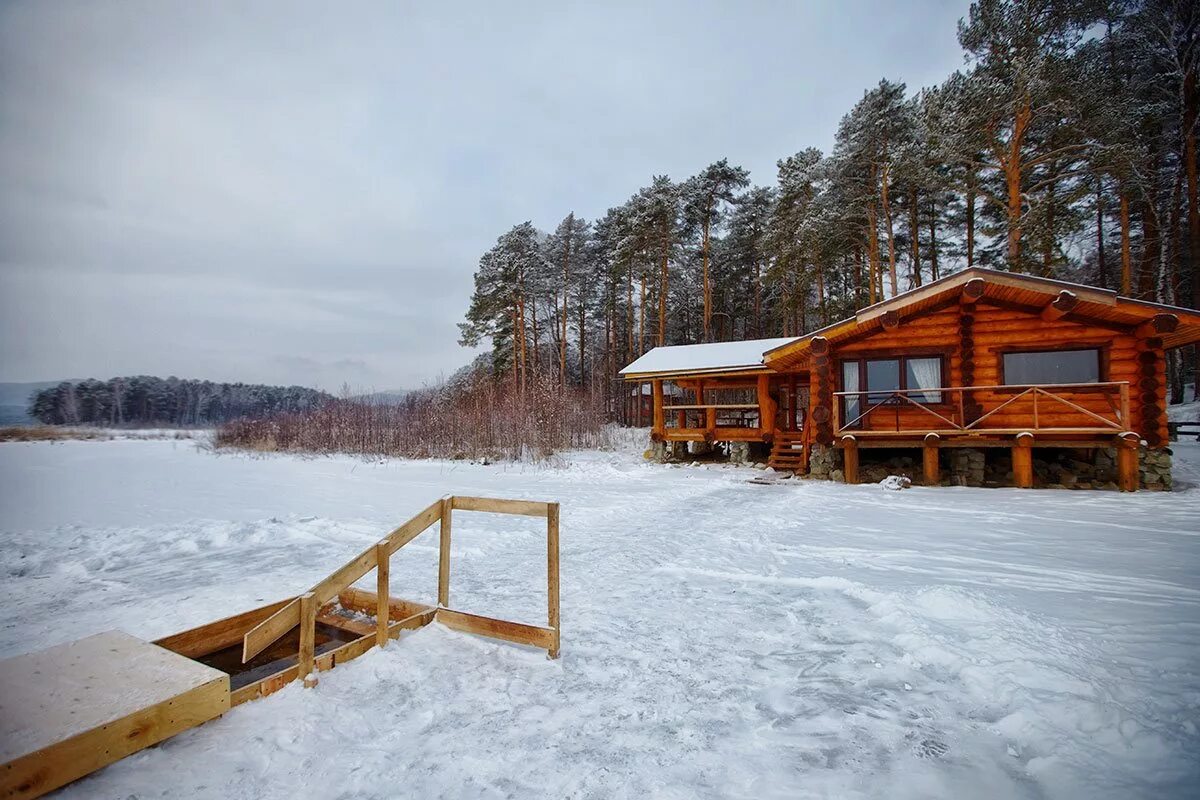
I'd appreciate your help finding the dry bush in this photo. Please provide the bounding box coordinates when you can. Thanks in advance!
[215,372,615,462]
[0,426,110,442]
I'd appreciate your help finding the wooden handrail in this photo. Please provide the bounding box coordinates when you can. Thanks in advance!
[833,381,1129,435]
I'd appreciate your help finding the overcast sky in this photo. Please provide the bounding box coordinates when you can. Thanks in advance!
[0,0,970,391]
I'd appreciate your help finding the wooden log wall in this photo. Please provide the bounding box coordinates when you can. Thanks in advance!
[806,297,1169,440]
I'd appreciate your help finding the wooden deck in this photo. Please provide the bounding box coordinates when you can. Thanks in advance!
[0,631,230,800]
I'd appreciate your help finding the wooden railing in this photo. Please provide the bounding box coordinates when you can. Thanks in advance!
[832,381,1131,436]
[240,495,562,690]
[663,403,761,430]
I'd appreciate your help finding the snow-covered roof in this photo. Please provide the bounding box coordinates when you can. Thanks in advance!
[619,337,798,378]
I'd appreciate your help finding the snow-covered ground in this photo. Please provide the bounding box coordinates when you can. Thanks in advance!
[1,438,1198,799]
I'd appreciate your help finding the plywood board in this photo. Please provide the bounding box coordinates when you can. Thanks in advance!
[0,631,229,799]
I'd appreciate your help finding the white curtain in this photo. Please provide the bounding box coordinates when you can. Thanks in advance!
[907,358,942,403]
[842,361,861,424]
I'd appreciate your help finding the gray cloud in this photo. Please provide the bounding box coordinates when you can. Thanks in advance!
[0,0,968,390]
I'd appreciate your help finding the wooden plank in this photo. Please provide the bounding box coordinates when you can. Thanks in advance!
[450,496,551,517]
[380,498,443,555]
[155,596,294,658]
[0,632,229,800]
[337,587,433,621]
[439,497,452,606]
[315,609,376,638]
[242,598,300,663]
[376,543,389,648]
[388,608,437,634]
[309,543,378,607]
[435,609,556,651]
[299,592,317,688]
[547,502,561,659]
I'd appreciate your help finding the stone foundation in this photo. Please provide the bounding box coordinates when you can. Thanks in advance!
[949,448,985,487]
[728,441,751,464]
[809,444,840,480]
[1140,447,1172,490]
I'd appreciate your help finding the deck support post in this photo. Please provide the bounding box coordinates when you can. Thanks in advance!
[1117,432,1140,492]
[757,373,777,439]
[299,592,317,688]
[375,543,390,648]
[651,380,665,437]
[923,433,940,485]
[1013,432,1034,488]
[841,435,858,484]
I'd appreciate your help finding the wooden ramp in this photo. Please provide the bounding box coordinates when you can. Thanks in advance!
[0,631,229,800]
[0,494,560,799]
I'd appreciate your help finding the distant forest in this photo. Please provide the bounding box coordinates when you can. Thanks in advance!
[460,0,1200,403]
[29,377,333,426]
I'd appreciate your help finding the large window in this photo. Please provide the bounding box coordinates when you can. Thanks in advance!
[841,355,944,424]
[1002,348,1101,386]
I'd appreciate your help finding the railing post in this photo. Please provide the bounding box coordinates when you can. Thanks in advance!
[1033,388,1039,430]
[1119,383,1130,427]
[375,542,390,648]
[438,497,452,607]
[547,502,561,660]
[299,591,318,688]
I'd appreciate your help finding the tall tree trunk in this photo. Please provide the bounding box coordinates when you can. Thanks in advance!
[658,242,669,347]
[1004,98,1032,270]
[880,161,898,296]
[559,220,572,387]
[702,204,712,341]
[578,300,586,390]
[626,265,634,363]
[909,187,921,288]
[530,298,539,375]
[1120,189,1132,295]
[753,260,762,337]
[866,203,880,305]
[639,273,647,356]
[965,169,976,268]
[816,264,827,326]
[1138,195,1160,301]
[1183,67,1198,312]
[1096,177,1107,289]
[928,199,939,281]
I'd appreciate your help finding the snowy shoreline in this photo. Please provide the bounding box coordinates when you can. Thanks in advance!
[1,438,1198,798]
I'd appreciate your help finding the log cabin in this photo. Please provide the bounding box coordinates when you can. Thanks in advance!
[619,268,1200,491]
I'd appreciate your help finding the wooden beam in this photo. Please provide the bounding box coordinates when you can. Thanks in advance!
[651,379,665,435]
[923,432,940,485]
[375,543,389,648]
[380,498,443,554]
[1134,313,1179,338]
[242,598,300,663]
[438,496,452,607]
[841,435,859,484]
[1013,432,1034,488]
[155,597,294,659]
[1040,290,1079,322]
[1117,431,1140,491]
[960,277,985,305]
[451,496,550,517]
[547,502,561,659]
[880,310,901,330]
[298,592,317,688]
[435,608,557,651]
[337,588,433,621]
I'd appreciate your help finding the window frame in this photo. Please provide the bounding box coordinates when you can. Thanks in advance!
[838,352,951,427]
[995,344,1109,389]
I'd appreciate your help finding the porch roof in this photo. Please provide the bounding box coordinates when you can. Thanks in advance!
[619,337,798,380]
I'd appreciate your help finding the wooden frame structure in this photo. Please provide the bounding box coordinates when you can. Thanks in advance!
[159,495,562,704]
[620,268,1200,490]
[2,496,560,799]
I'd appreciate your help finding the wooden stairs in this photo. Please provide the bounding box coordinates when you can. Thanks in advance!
[767,430,809,473]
